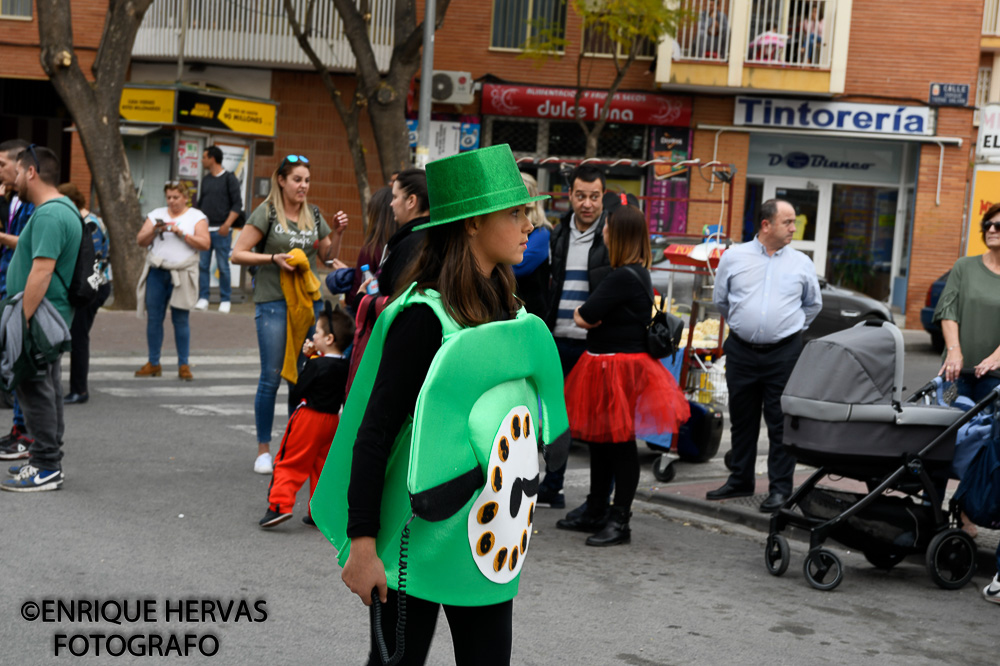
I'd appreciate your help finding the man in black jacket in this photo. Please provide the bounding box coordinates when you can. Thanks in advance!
[538,165,610,508]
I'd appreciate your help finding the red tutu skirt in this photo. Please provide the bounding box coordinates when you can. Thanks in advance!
[564,352,690,443]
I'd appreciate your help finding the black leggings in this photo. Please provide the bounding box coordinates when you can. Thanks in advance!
[589,440,639,512]
[367,589,513,666]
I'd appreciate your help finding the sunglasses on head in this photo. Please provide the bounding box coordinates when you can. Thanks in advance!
[26,144,40,170]
[983,221,1000,232]
[281,154,310,168]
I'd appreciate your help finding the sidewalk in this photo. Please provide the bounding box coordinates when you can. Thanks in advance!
[89,303,259,356]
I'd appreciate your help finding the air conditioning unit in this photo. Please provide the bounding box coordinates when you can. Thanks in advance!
[431,71,474,105]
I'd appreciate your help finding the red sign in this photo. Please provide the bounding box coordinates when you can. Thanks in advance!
[481,84,691,127]
[664,244,725,268]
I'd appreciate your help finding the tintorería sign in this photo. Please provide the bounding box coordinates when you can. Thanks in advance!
[734,97,933,136]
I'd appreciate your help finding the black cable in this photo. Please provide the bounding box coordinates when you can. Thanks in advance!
[371,514,412,666]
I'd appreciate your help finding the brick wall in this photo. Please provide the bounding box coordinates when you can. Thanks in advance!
[251,71,386,264]
[688,97,749,238]
[0,0,104,80]
[844,0,982,102]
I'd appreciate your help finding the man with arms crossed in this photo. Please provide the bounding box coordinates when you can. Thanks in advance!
[707,198,821,513]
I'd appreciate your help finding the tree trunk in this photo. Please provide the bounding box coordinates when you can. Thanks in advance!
[36,0,153,311]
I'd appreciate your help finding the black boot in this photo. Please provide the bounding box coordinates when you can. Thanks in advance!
[585,507,631,546]
[556,497,609,533]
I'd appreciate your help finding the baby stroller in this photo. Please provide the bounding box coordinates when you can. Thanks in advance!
[765,320,996,591]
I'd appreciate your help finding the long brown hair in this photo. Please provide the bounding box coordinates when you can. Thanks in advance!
[395,220,520,327]
[607,205,652,269]
[362,186,397,258]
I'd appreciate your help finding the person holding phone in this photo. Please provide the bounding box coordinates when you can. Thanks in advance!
[135,181,210,381]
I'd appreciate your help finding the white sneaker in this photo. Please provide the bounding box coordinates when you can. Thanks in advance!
[254,452,273,475]
[194,298,209,311]
[984,574,1000,604]
[218,301,231,314]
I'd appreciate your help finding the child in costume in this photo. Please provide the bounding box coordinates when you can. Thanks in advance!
[309,145,570,666]
[557,202,690,546]
[259,301,354,529]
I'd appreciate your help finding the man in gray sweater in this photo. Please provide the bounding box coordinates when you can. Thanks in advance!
[195,146,242,313]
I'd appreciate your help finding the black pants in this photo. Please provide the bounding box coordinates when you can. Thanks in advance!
[367,590,512,666]
[68,282,111,395]
[723,334,802,496]
[15,359,64,471]
[588,440,639,512]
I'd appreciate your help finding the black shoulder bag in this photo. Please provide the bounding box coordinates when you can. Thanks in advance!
[624,265,684,360]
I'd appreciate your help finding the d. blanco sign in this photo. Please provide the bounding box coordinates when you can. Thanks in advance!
[977,103,1000,159]
[735,97,933,136]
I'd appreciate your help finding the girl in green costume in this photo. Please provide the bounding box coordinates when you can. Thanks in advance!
[310,145,570,665]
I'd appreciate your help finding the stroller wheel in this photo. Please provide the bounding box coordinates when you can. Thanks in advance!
[803,548,843,591]
[863,550,906,570]
[652,456,676,483]
[764,534,790,576]
[925,529,976,590]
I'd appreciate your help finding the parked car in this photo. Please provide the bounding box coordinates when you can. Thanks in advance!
[804,278,894,341]
[919,271,950,353]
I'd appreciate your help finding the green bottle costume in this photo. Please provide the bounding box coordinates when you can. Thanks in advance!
[310,285,569,607]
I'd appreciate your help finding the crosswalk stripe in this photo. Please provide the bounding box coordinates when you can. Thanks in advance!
[161,403,288,417]
[88,370,260,382]
[97,385,287,398]
[61,355,260,367]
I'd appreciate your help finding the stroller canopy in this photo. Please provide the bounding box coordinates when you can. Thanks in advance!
[784,321,902,407]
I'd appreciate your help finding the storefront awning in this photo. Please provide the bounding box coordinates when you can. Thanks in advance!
[697,124,963,205]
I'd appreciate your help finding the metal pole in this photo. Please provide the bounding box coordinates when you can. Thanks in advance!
[415,0,436,169]
[176,0,191,83]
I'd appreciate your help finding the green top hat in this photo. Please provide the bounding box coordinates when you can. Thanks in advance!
[415,144,549,231]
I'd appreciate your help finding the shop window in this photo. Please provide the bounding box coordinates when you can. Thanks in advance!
[0,0,32,19]
[491,119,540,154]
[546,121,646,159]
[491,0,567,51]
[582,17,657,59]
[547,122,587,157]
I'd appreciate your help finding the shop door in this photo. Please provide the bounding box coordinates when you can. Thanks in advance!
[762,178,831,277]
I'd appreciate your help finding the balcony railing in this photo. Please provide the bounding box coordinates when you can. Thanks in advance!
[674,0,733,63]
[133,0,395,72]
[673,0,833,69]
[985,0,1000,35]
[745,0,832,68]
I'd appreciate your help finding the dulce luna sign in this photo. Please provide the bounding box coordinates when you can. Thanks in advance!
[481,84,691,127]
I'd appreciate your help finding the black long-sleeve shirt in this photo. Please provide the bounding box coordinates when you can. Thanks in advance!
[290,354,349,414]
[196,170,242,229]
[346,305,442,538]
[577,264,653,354]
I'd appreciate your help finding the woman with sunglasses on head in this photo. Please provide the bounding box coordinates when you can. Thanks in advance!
[556,201,689,546]
[135,181,211,381]
[934,204,1000,604]
[232,155,349,474]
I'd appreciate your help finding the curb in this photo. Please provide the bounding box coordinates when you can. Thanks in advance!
[640,486,998,577]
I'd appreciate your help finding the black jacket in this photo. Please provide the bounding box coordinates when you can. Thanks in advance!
[378,215,429,297]
[545,210,610,330]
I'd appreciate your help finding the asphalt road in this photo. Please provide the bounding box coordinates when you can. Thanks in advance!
[2,314,994,665]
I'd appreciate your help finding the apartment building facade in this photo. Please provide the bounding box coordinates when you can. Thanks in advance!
[0,0,989,321]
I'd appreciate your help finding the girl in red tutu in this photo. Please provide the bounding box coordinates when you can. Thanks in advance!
[556,202,689,546]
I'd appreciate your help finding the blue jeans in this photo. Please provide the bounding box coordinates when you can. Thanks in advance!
[198,230,232,302]
[955,374,1000,404]
[254,299,322,444]
[145,267,190,366]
